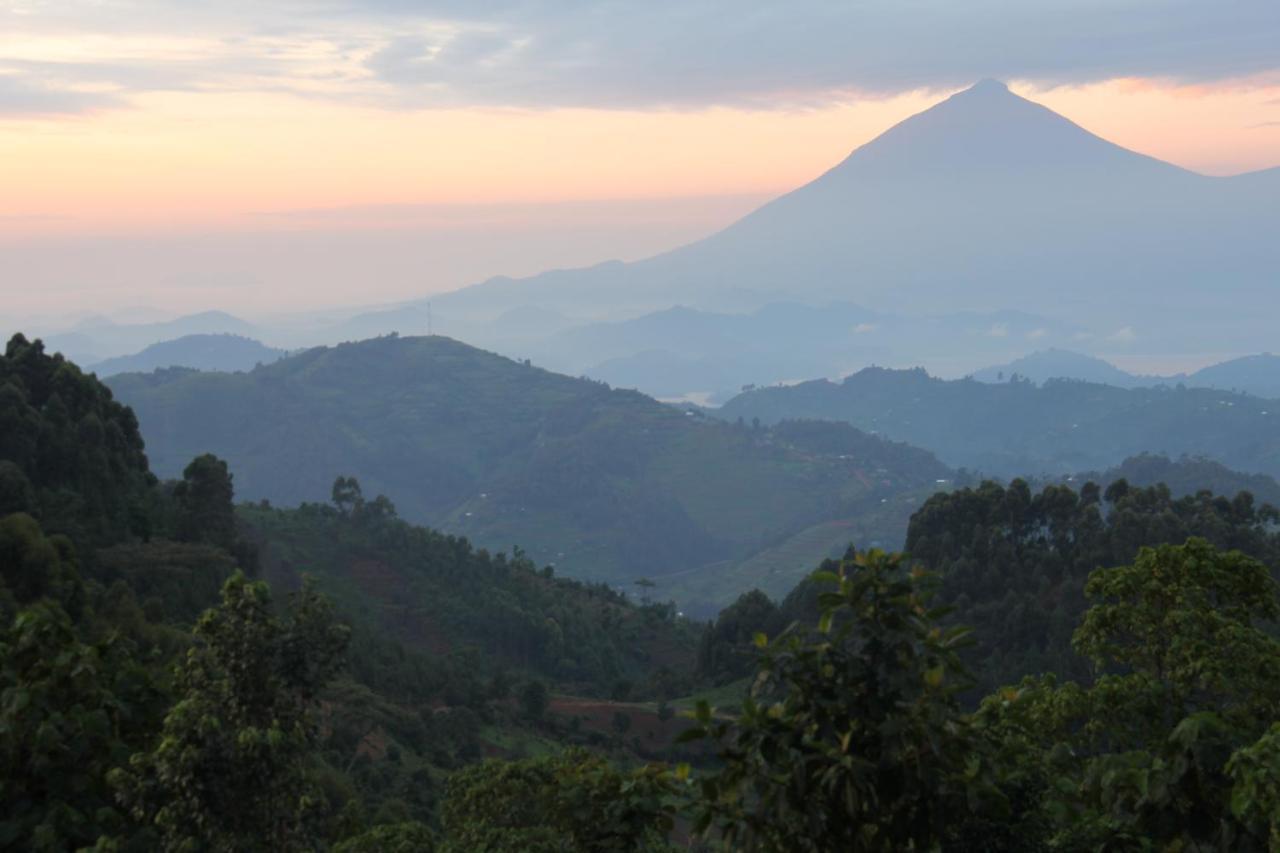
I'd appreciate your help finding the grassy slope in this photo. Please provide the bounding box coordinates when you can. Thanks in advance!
[109,335,949,593]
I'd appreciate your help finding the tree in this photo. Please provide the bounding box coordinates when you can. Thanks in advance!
[682,550,1005,852]
[0,512,82,614]
[112,572,349,851]
[980,539,1280,850]
[440,750,677,852]
[0,602,153,851]
[519,680,549,722]
[333,821,436,852]
[173,454,236,549]
[331,476,363,516]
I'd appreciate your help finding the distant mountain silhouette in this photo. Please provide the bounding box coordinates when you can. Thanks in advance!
[41,311,258,362]
[1188,354,1280,400]
[90,334,287,377]
[435,80,1279,356]
[972,349,1280,399]
[972,349,1145,387]
[717,366,1280,479]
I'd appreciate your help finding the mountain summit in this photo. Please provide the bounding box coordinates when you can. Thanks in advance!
[438,82,1279,353]
[821,78,1184,177]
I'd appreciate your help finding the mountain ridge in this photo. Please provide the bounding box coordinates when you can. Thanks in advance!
[429,80,1278,360]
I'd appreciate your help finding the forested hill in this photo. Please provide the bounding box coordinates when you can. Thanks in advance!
[718,367,1280,478]
[0,332,708,846]
[106,334,948,584]
[89,333,286,377]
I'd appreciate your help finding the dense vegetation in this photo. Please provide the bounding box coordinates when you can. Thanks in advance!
[8,332,1280,850]
[0,335,705,849]
[906,477,1280,694]
[106,334,948,585]
[718,366,1280,478]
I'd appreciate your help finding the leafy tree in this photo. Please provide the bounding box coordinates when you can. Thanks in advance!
[333,820,436,852]
[173,454,236,549]
[331,476,363,516]
[520,680,549,722]
[0,602,152,851]
[1226,723,1280,848]
[0,462,34,517]
[0,512,82,615]
[112,572,349,851]
[682,550,1006,852]
[440,749,677,852]
[906,479,1280,693]
[0,333,154,544]
[979,539,1280,850]
[695,589,779,684]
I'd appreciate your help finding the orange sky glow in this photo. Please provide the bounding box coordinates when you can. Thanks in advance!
[2,76,1277,238]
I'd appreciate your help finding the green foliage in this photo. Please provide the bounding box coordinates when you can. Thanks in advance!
[1227,724,1280,849]
[978,539,1280,851]
[682,550,1005,852]
[241,500,700,697]
[112,572,350,851]
[719,366,1280,479]
[91,540,239,626]
[332,821,436,852]
[105,334,948,584]
[0,333,154,545]
[0,601,150,851]
[520,680,549,721]
[440,749,677,852]
[173,454,236,550]
[694,589,781,684]
[906,478,1280,693]
[0,512,83,615]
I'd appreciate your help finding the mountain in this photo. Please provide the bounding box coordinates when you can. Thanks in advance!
[89,334,287,377]
[428,80,1278,363]
[526,303,1088,403]
[971,349,1143,387]
[1076,453,1280,507]
[1188,353,1280,399]
[40,310,259,363]
[971,349,1280,400]
[105,334,948,601]
[717,366,1280,479]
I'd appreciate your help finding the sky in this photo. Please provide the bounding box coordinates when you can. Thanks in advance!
[2,0,1279,323]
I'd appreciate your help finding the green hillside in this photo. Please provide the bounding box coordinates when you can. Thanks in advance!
[718,367,1280,478]
[107,334,949,587]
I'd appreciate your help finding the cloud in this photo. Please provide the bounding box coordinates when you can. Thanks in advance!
[1251,120,1280,128]
[852,322,878,334]
[987,323,1009,338]
[3,0,1279,111]
[1026,327,1047,339]
[1109,326,1137,342]
[353,0,1280,108]
[0,73,124,116]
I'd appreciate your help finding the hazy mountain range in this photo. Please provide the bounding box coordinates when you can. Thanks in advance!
[20,80,1278,401]
[717,366,1280,479]
[89,334,287,378]
[972,349,1280,399]
[426,80,1278,358]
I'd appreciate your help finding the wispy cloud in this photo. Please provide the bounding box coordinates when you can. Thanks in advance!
[1,0,1278,112]
[0,72,123,116]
